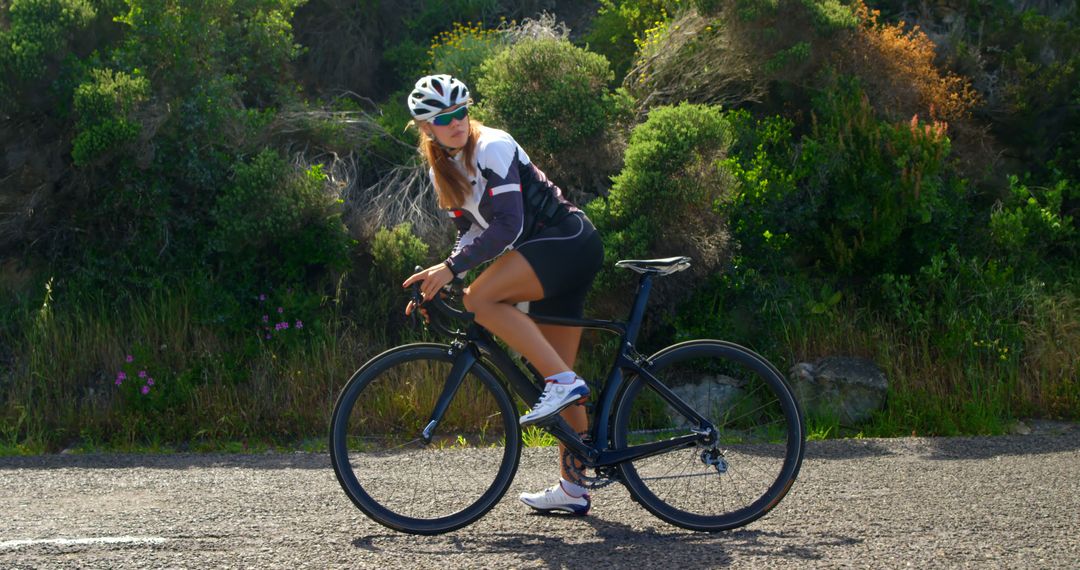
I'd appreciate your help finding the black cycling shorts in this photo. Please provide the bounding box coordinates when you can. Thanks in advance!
[516,211,604,319]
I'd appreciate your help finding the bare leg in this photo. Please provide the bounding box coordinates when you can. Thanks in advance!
[538,323,589,483]
[463,252,569,377]
[464,252,590,485]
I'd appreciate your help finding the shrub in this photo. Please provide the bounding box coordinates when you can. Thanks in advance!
[840,1,978,123]
[586,102,735,310]
[625,0,855,110]
[1,0,94,76]
[209,149,353,297]
[71,68,149,166]
[293,0,503,98]
[989,173,1077,270]
[362,222,430,333]
[114,0,303,107]
[477,38,618,154]
[475,38,633,197]
[583,0,682,82]
[984,7,1079,182]
[627,8,769,108]
[0,0,100,112]
[795,78,965,276]
[873,246,1079,424]
[428,20,509,89]
[28,0,336,307]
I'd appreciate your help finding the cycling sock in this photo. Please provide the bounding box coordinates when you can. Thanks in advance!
[560,478,588,498]
[546,371,578,385]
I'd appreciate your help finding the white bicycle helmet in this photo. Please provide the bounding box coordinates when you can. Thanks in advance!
[408,74,471,121]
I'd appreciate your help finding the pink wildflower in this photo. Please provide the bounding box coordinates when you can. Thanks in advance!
[125,355,134,363]
[138,370,147,379]
[141,385,150,395]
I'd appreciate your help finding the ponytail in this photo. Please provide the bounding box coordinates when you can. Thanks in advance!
[418,120,483,209]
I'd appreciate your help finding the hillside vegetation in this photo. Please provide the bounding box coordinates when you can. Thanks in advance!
[0,0,1076,452]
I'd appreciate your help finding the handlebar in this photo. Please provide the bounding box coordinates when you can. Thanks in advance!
[409,266,475,338]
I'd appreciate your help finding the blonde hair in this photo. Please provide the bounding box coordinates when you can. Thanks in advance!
[418,119,484,210]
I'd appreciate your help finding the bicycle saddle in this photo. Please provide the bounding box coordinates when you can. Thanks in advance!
[615,256,692,275]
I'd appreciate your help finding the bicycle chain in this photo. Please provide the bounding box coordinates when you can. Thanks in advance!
[562,443,618,490]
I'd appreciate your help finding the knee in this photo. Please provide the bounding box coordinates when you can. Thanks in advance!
[461,286,486,314]
[463,286,507,315]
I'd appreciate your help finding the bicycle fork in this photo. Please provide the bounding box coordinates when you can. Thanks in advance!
[421,343,476,444]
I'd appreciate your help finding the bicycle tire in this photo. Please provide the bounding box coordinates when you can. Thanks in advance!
[612,340,805,531]
[329,343,521,535]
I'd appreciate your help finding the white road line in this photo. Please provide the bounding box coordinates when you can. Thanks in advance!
[0,536,168,549]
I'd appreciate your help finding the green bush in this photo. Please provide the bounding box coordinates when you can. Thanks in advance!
[0,0,95,79]
[371,222,430,284]
[0,0,99,111]
[428,20,508,89]
[210,149,353,296]
[586,102,736,305]
[294,0,502,97]
[476,38,624,156]
[474,38,633,197]
[582,0,682,82]
[353,223,430,340]
[113,0,303,107]
[797,79,965,275]
[989,173,1077,270]
[37,0,333,306]
[70,68,149,165]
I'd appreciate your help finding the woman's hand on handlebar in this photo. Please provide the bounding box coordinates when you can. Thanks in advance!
[402,262,454,316]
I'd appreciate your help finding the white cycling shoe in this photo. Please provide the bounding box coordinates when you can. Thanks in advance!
[519,377,590,426]
[519,481,591,515]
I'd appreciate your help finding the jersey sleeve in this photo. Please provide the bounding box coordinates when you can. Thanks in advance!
[443,138,525,274]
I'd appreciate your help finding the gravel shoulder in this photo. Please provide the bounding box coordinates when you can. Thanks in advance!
[1,427,1078,569]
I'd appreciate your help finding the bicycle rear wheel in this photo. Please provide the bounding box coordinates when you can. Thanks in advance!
[330,344,521,535]
[613,340,805,531]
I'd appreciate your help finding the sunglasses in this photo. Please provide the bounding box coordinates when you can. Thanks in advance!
[429,106,469,126]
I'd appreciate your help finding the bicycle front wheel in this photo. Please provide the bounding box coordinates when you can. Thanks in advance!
[330,344,521,535]
[613,340,805,531]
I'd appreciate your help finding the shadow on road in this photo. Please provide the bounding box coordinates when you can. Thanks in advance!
[918,430,1080,461]
[803,439,896,460]
[349,515,862,568]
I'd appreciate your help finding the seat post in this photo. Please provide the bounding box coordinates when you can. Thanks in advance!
[623,272,654,346]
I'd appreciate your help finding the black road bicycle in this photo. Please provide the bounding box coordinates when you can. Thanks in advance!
[330,257,805,535]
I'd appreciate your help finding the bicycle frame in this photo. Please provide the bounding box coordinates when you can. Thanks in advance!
[422,272,718,469]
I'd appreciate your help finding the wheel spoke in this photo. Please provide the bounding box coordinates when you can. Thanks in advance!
[330,346,521,534]
[614,342,804,531]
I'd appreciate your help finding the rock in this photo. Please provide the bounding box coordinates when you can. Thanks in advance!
[1010,421,1032,435]
[789,356,888,424]
[669,374,744,428]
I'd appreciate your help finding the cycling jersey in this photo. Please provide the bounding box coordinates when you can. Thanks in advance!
[436,125,577,275]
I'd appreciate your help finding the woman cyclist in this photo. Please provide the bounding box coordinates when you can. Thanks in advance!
[402,74,603,516]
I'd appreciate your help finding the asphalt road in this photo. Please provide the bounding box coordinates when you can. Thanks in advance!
[2,426,1078,569]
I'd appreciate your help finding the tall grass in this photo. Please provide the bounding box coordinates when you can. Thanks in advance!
[2,271,1077,453]
[2,288,373,452]
[783,287,1080,437]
